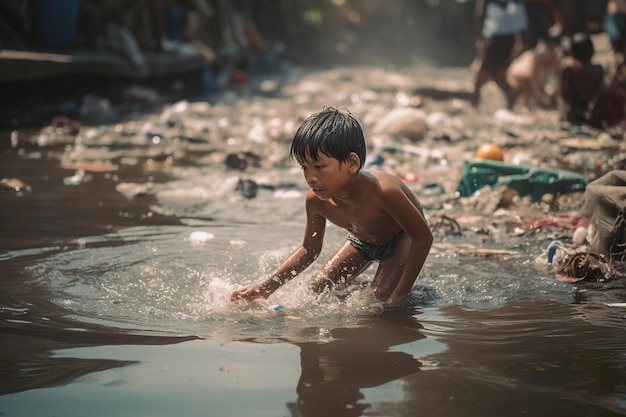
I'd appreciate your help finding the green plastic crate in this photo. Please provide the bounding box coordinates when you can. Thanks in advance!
[455,159,587,201]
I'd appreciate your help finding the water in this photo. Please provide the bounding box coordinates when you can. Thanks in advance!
[1,65,625,417]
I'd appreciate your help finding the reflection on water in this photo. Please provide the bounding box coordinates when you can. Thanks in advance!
[286,312,429,417]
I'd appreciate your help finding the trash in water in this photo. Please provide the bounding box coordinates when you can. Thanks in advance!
[63,170,89,186]
[236,179,258,199]
[455,159,587,201]
[1,178,32,194]
[189,231,215,243]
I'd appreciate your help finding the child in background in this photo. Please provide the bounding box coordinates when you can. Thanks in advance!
[230,107,433,308]
[507,36,561,109]
[559,33,605,126]
[590,61,626,129]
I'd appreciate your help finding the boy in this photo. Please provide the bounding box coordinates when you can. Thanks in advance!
[230,107,433,308]
[506,36,561,109]
[559,33,605,126]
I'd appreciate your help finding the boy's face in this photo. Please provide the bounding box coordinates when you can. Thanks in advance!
[298,152,358,201]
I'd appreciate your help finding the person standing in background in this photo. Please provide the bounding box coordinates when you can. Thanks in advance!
[470,0,529,109]
[524,0,562,47]
[606,0,626,65]
[505,0,562,109]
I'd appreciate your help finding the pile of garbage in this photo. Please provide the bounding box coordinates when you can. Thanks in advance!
[548,171,626,283]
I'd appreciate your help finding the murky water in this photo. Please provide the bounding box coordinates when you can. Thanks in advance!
[1,64,625,417]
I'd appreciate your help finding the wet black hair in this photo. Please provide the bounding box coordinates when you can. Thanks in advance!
[290,106,366,169]
[570,33,594,63]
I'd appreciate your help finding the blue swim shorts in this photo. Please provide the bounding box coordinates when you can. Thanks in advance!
[347,234,399,262]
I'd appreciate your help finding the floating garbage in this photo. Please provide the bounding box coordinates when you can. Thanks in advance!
[572,226,587,246]
[236,179,258,199]
[578,170,626,262]
[455,159,587,202]
[1,178,32,194]
[189,231,215,243]
[63,169,89,186]
[372,107,429,141]
[547,241,563,266]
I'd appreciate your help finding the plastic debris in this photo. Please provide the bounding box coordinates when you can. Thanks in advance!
[63,169,88,186]
[474,144,504,161]
[456,159,587,201]
[189,231,215,243]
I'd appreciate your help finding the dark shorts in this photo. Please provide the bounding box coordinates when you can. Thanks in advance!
[347,234,400,262]
[481,34,516,74]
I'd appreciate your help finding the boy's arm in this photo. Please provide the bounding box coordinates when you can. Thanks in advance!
[379,180,433,306]
[230,192,326,302]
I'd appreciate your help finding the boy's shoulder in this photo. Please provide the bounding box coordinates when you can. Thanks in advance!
[364,168,396,182]
[364,169,406,191]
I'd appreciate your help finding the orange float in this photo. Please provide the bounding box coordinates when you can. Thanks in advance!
[474,144,504,161]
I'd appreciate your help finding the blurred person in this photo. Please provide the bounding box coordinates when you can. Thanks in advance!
[230,107,433,308]
[470,0,529,109]
[605,0,626,65]
[507,35,562,109]
[524,0,562,47]
[559,33,605,126]
[590,60,626,129]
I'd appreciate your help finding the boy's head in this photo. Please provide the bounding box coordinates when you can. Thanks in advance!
[570,33,594,63]
[290,107,366,169]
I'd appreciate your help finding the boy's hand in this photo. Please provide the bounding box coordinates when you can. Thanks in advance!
[230,281,275,302]
[383,293,410,309]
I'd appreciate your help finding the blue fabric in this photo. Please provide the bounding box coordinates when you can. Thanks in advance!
[606,12,626,42]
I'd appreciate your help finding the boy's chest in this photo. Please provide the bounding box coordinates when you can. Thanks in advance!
[323,202,393,238]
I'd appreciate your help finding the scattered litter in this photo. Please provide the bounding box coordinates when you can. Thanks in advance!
[555,251,623,283]
[456,159,587,201]
[1,178,32,194]
[456,247,521,258]
[373,107,429,141]
[273,189,302,199]
[63,169,90,186]
[493,108,533,125]
[189,231,215,243]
